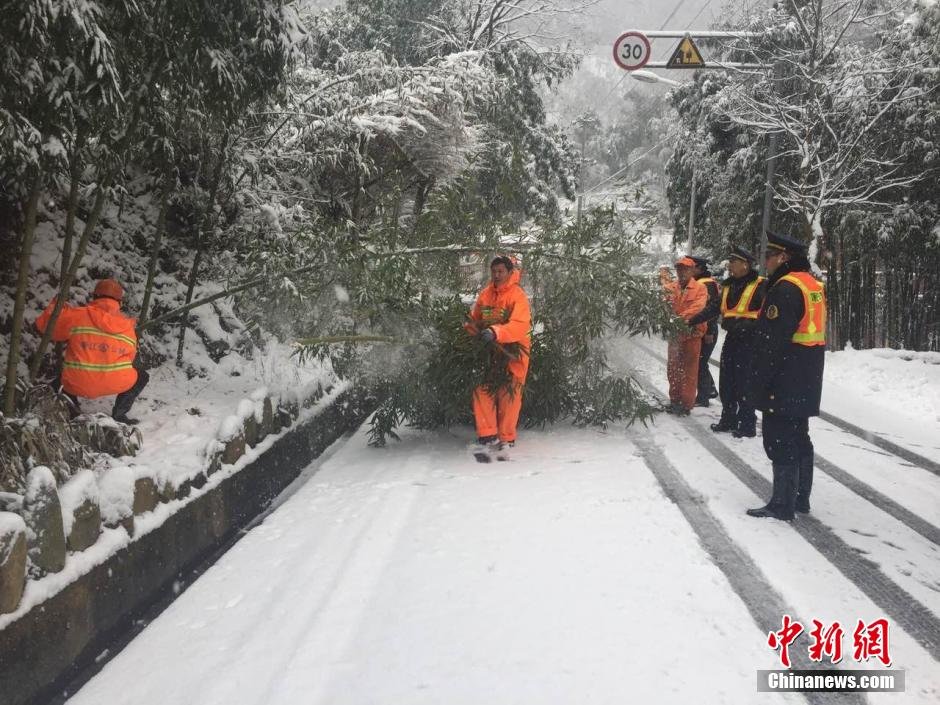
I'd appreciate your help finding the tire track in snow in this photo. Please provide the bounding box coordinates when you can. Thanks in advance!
[248,457,429,705]
[699,351,940,478]
[810,455,940,547]
[632,339,940,542]
[631,367,940,663]
[633,433,866,705]
[812,412,940,479]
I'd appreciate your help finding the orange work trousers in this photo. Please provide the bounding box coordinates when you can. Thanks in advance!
[667,337,702,411]
[472,382,524,443]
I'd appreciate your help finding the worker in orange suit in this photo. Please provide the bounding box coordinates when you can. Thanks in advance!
[35,278,149,424]
[660,256,708,415]
[466,256,531,458]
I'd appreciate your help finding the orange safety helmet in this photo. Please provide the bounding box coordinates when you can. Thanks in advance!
[93,278,124,301]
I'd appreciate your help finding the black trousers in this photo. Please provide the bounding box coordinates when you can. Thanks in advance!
[696,335,717,402]
[762,413,813,465]
[718,333,757,432]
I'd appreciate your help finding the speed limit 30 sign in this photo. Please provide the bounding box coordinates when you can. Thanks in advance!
[613,31,651,71]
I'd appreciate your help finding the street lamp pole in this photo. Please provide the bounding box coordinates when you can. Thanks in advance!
[687,169,696,253]
[618,29,777,262]
[758,62,783,272]
[759,131,777,273]
[629,71,696,253]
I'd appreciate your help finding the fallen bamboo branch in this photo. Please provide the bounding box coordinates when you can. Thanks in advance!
[464,315,522,361]
[293,335,401,346]
[137,263,322,333]
[136,238,642,338]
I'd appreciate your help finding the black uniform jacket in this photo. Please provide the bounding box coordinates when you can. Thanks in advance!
[746,257,825,418]
[688,272,720,337]
[720,270,767,337]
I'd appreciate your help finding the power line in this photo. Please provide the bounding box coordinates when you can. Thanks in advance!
[595,0,695,114]
[687,0,716,28]
[660,0,693,29]
[581,137,670,196]
[582,0,702,196]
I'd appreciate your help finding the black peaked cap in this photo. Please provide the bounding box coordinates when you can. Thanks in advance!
[766,230,808,255]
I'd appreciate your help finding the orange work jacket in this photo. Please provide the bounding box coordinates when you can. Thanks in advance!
[663,277,708,338]
[467,268,532,381]
[35,298,139,398]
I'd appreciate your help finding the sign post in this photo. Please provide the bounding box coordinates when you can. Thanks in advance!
[611,30,767,71]
[611,29,774,257]
[666,34,706,69]
[613,31,652,72]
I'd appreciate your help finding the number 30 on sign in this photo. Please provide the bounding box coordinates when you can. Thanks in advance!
[613,31,651,71]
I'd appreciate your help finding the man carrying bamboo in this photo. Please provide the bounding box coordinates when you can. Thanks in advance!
[465,256,531,461]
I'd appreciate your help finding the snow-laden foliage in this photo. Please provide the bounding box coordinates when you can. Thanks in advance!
[203,0,589,349]
[664,73,774,259]
[1,0,306,414]
[0,0,122,181]
[2,0,674,472]
[293,204,673,446]
[663,0,940,350]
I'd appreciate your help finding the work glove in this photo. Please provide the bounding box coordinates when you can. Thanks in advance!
[479,327,496,343]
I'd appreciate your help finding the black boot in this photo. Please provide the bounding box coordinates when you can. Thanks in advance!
[732,423,756,438]
[111,369,149,425]
[711,416,735,433]
[747,464,797,520]
[796,455,814,514]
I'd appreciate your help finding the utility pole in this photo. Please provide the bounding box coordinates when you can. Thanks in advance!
[759,131,777,273]
[578,133,585,227]
[686,169,696,253]
[758,62,782,273]
[613,27,772,259]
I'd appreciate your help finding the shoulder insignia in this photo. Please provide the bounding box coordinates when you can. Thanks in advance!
[766,304,779,320]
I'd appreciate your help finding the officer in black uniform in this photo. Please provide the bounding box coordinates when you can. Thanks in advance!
[746,232,826,520]
[711,247,767,438]
[687,256,720,406]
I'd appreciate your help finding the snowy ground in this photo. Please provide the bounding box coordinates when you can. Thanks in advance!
[82,337,337,490]
[711,334,940,452]
[0,340,338,632]
[0,172,349,628]
[65,336,939,705]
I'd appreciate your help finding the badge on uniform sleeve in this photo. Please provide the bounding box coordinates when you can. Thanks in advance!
[766,304,779,320]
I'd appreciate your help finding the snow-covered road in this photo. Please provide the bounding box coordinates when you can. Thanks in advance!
[66,338,939,705]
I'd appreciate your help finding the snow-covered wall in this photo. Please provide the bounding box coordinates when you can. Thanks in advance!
[0,386,372,705]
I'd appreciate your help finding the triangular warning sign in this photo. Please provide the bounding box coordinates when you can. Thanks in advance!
[666,34,705,69]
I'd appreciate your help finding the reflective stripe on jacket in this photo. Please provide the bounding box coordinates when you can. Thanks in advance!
[721,277,764,319]
[776,272,827,346]
[663,277,708,338]
[35,297,139,398]
[468,268,532,381]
